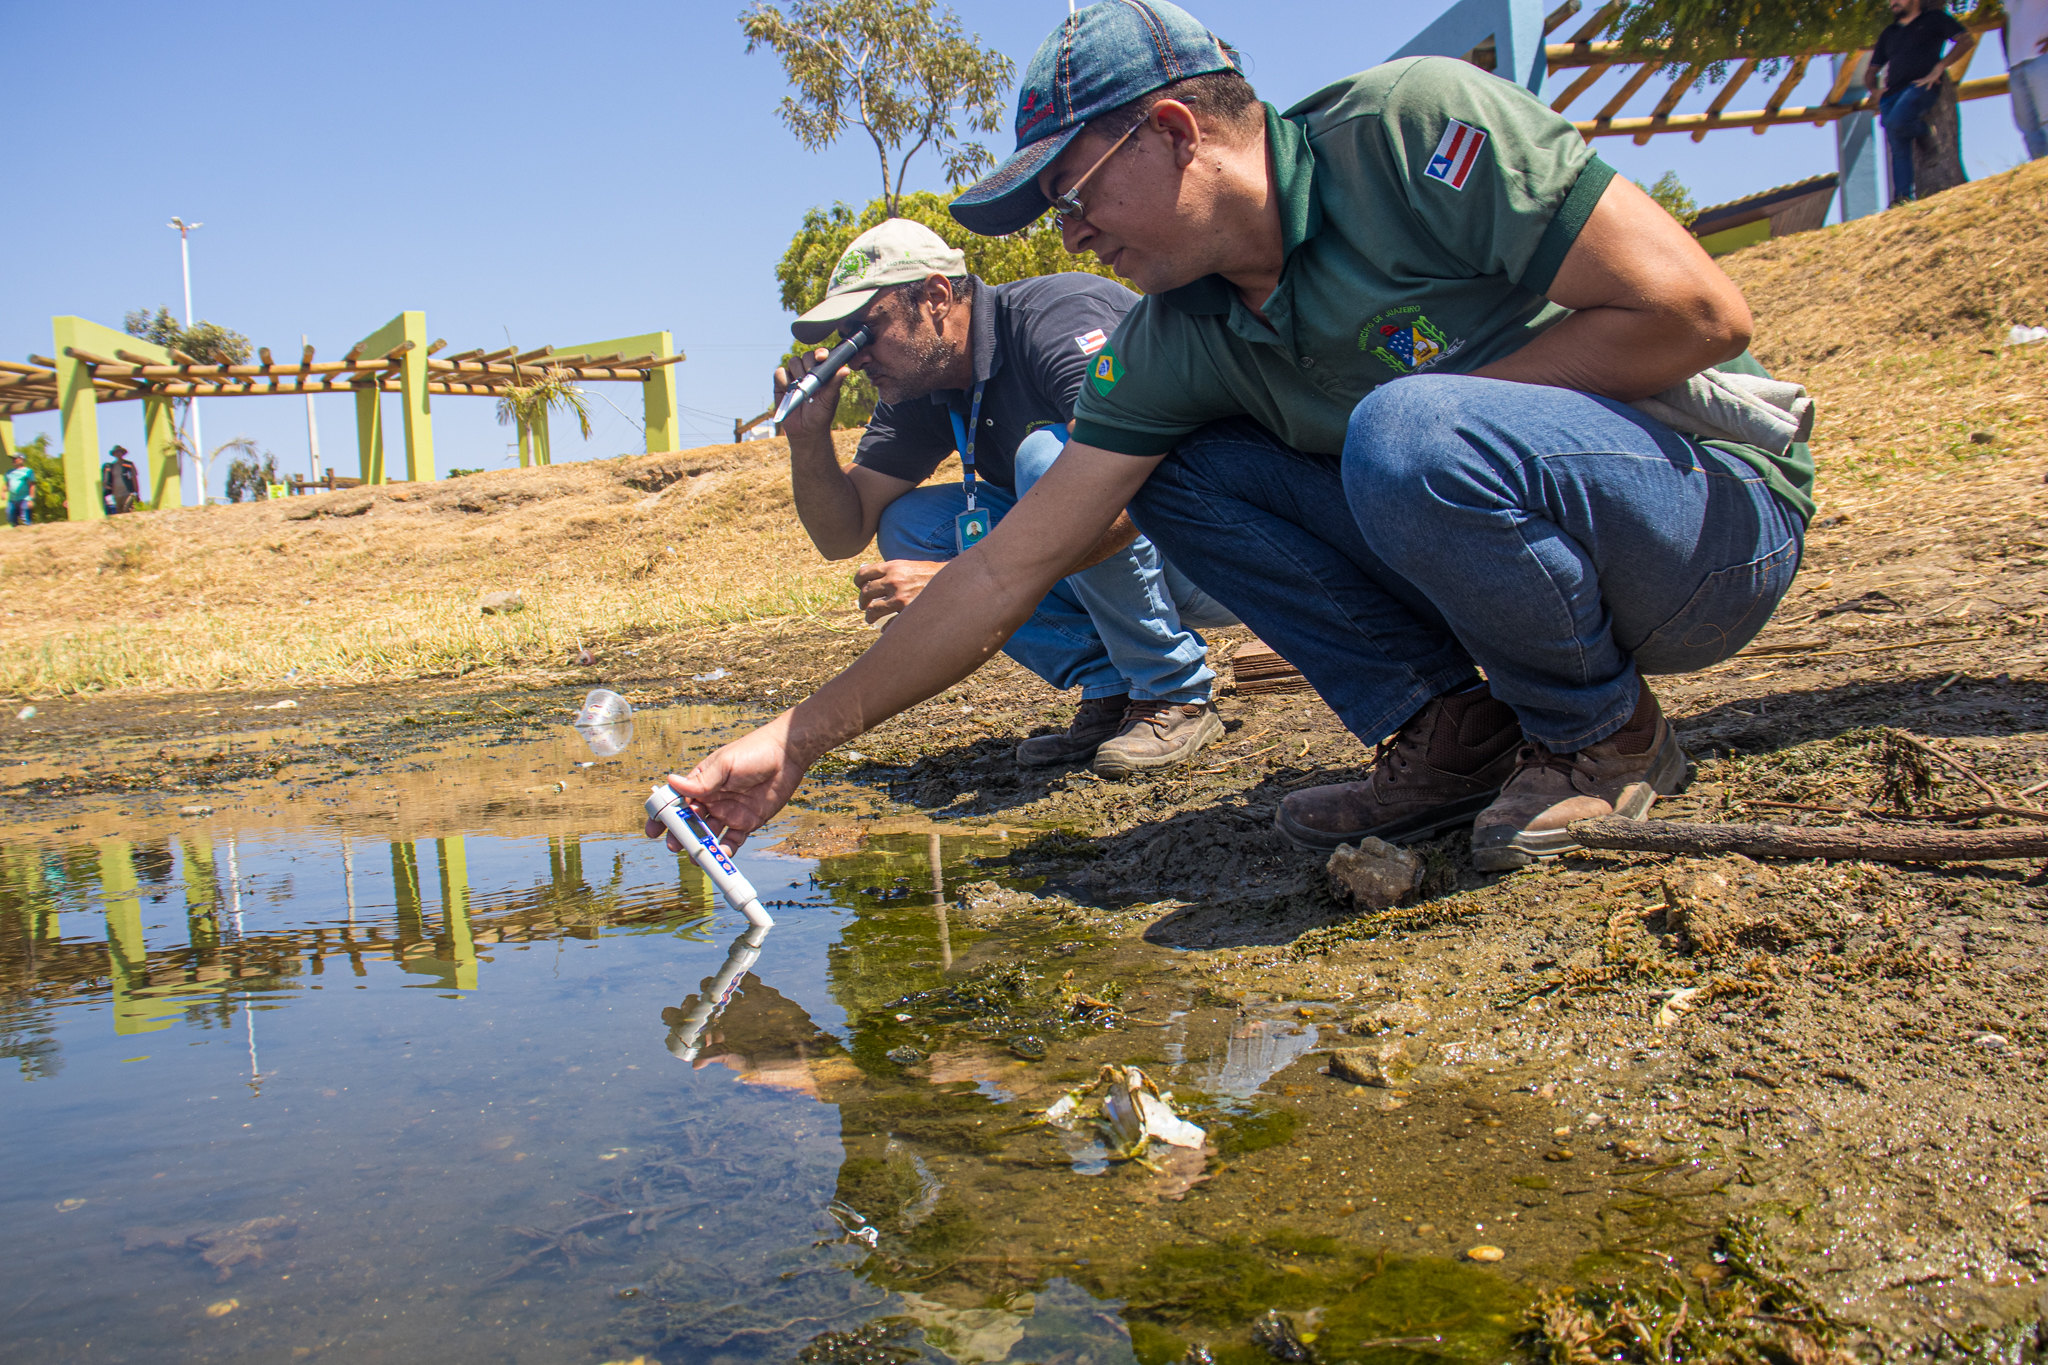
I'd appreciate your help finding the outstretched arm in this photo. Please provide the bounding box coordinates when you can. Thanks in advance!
[1472,173,1752,401]
[650,441,1162,846]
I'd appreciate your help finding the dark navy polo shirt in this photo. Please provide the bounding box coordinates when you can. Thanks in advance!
[853,272,1138,492]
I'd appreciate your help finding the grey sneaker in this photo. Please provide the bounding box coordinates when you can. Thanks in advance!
[1016,694,1129,768]
[1469,684,1691,872]
[1090,700,1224,778]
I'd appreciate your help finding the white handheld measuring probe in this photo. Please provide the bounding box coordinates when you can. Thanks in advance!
[646,785,774,928]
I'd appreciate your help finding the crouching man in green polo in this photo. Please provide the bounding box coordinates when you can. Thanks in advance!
[649,0,1812,874]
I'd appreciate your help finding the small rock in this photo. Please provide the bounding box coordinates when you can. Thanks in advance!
[1348,1000,1431,1035]
[1326,837,1424,910]
[1969,431,1995,445]
[1543,1147,1575,1162]
[479,590,525,615]
[179,805,213,817]
[1465,1244,1506,1262]
[884,1046,927,1066]
[205,1299,239,1318]
[1327,1040,1414,1088]
[1972,1033,2008,1049]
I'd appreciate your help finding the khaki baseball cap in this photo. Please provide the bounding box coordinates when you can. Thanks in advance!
[791,219,968,345]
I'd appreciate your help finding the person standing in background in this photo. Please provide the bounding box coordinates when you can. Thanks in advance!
[1868,0,1974,203]
[5,451,34,527]
[102,445,141,515]
[2007,0,2048,159]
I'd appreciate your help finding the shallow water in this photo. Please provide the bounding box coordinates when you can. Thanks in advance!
[3,704,1537,1365]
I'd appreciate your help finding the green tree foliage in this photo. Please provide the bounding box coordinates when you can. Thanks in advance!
[740,0,1014,215]
[495,367,595,442]
[213,437,279,503]
[1611,0,2000,69]
[122,307,252,367]
[17,434,66,522]
[1644,170,1701,225]
[773,189,1120,428]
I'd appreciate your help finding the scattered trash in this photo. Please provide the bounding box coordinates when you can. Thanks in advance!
[1326,837,1423,909]
[692,668,728,682]
[479,590,525,615]
[1044,1063,1206,1157]
[571,646,596,666]
[282,667,298,680]
[2008,324,2048,346]
[1466,1244,1506,1262]
[842,749,865,762]
[572,690,634,758]
[250,699,298,711]
[179,805,214,817]
[1327,1040,1414,1088]
[1972,1033,2008,1049]
[1655,986,1702,1028]
[1252,1309,1313,1362]
[15,705,34,721]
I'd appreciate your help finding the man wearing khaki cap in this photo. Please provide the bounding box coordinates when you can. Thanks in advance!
[776,217,1234,777]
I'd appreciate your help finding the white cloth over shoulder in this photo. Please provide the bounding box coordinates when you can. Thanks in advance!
[1630,367,1816,457]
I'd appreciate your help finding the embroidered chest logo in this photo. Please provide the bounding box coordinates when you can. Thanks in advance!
[1073,328,1108,356]
[1423,118,1487,190]
[1088,348,1125,396]
[1360,306,1463,374]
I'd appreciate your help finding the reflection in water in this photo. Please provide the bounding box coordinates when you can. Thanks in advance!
[1,708,1532,1365]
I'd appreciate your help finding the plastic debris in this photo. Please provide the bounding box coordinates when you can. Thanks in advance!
[572,689,634,758]
[1655,986,1702,1028]
[1044,1063,1206,1157]
[2008,325,2048,346]
[692,668,728,682]
[16,706,35,721]
[250,700,298,711]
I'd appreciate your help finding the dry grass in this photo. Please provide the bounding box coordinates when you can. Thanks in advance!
[3,164,2043,699]
[0,432,900,697]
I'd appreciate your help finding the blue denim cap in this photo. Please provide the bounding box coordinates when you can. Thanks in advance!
[949,0,1239,237]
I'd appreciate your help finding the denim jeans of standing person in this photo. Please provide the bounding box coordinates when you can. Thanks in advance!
[2012,55,2048,161]
[6,499,30,527]
[876,426,1237,703]
[1127,375,1805,753]
[1880,82,1941,202]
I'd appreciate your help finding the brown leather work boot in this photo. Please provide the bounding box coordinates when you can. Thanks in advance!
[1091,699,1225,778]
[1274,686,1523,852]
[1016,694,1130,768]
[1469,683,1692,872]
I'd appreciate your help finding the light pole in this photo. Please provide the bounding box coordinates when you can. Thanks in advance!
[168,217,204,504]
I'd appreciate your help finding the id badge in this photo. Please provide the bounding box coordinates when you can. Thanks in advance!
[954,507,991,553]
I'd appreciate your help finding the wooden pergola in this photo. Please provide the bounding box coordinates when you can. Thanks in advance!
[1534,0,2010,142]
[0,311,686,520]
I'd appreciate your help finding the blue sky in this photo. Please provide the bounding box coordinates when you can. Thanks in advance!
[1,1,2030,499]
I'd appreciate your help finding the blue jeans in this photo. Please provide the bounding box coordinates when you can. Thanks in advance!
[2012,55,2048,162]
[1879,83,1941,202]
[1127,375,1804,751]
[6,499,29,527]
[878,427,1235,703]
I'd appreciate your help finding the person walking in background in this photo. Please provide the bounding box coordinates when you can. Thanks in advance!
[101,444,140,515]
[5,451,34,527]
[2008,0,2048,159]
[1868,0,1974,203]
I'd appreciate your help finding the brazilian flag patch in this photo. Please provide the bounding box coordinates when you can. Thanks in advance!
[1088,347,1125,396]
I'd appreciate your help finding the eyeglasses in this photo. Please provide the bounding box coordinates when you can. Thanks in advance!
[1050,121,1140,228]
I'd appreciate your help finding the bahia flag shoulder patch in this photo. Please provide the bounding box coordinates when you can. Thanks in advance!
[1074,328,1109,356]
[1424,119,1487,190]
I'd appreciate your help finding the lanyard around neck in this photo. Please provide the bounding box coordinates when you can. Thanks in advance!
[945,380,988,512]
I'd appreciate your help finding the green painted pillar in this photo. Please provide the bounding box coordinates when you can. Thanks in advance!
[0,417,16,460]
[531,407,551,467]
[51,316,105,522]
[396,312,435,482]
[643,331,680,454]
[515,416,533,470]
[144,397,180,511]
[437,836,478,991]
[355,387,384,485]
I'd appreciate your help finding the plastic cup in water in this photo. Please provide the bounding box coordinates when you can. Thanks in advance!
[573,689,634,757]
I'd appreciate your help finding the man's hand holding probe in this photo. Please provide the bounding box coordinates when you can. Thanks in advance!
[645,442,1162,852]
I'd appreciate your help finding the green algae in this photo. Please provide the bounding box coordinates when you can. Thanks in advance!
[1209,1106,1301,1158]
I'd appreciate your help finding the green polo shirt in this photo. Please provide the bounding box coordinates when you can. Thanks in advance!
[1071,56,1814,521]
